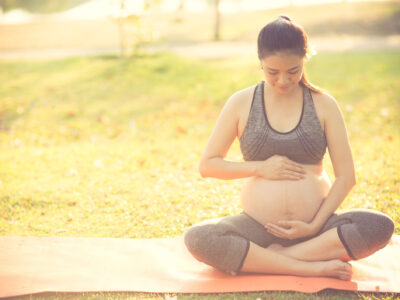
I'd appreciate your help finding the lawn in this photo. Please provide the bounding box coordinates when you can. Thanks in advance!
[0,50,399,299]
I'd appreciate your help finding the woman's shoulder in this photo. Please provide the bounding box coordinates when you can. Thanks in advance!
[310,90,342,118]
[226,84,258,109]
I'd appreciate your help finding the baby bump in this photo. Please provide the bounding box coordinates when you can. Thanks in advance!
[241,170,331,225]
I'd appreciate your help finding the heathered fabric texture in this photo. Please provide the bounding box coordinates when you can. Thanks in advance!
[184,210,394,274]
[325,209,395,260]
[239,81,327,164]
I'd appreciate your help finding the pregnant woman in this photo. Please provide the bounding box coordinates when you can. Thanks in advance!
[184,16,394,280]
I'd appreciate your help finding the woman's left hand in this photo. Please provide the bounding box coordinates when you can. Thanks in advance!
[265,220,316,240]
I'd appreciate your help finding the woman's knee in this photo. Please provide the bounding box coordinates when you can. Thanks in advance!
[184,224,214,259]
[354,210,394,245]
[339,209,394,259]
[183,224,249,274]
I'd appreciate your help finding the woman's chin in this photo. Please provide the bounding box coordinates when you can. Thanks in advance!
[275,85,293,94]
[265,81,298,93]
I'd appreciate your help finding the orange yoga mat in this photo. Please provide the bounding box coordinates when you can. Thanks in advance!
[0,235,399,298]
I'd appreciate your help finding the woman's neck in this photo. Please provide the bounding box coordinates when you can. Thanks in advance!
[264,82,302,103]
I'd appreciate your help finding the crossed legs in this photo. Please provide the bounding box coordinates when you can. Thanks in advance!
[240,227,352,280]
[266,227,351,261]
[184,209,394,281]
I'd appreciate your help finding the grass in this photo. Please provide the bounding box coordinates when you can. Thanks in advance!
[8,290,400,300]
[0,50,399,299]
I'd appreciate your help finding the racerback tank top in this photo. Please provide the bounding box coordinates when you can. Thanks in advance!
[239,81,327,165]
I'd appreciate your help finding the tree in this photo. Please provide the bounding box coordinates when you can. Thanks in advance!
[112,0,161,58]
[206,0,240,42]
[213,0,220,41]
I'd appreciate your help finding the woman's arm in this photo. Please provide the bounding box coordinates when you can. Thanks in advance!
[264,93,356,239]
[200,87,306,181]
[309,94,356,233]
[199,90,259,180]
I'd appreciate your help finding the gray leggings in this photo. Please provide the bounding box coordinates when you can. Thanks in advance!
[184,209,394,275]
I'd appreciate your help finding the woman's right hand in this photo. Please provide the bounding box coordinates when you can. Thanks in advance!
[255,155,306,180]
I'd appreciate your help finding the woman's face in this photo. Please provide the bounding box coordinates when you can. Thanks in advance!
[260,52,304,94]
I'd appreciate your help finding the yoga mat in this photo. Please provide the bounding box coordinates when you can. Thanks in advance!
[0,235,399,298]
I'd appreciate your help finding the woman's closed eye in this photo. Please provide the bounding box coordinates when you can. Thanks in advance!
[268,70,299,75]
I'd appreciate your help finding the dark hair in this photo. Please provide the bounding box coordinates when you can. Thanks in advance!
[257,16,323,94]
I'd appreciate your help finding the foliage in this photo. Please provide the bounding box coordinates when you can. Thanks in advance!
[0,51,399,299]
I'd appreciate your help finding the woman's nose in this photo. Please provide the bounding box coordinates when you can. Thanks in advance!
[277,73,289,84]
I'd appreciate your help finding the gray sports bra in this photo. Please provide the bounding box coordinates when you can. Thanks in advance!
[239,81,327,165]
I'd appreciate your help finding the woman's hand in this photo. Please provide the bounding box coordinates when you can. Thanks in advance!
[265,220,316,240]
[256,155,306,180]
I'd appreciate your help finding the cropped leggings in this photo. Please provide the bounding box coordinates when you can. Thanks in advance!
[184,209,394,275]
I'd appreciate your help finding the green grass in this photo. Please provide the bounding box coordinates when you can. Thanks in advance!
[0,50,399,299]
[8,290,400,300]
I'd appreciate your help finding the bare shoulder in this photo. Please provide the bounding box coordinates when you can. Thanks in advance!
[229,84,257,137]
[227,84,257,109]
[311,91,342,119]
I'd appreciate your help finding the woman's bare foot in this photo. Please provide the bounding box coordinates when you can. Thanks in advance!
[321,259,352,280]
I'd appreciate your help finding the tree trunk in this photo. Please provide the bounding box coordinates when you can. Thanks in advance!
[117,0,126,58]
[214,0,220,41]
[178,0,185,11]
[118,17,126,58]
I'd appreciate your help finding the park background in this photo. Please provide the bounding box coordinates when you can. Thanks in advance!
[0,0,399,299]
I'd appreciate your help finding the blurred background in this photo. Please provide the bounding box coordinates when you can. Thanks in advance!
[0,0,399,59]
[0,0,399,256]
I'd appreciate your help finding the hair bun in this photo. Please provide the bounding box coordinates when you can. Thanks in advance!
[278,15,291,21]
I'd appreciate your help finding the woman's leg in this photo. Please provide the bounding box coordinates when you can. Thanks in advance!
[268,209,394,262]
[268,227,351,261]
[184,213,275,274]
[241,241,352,280]
[184,213,352,279]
